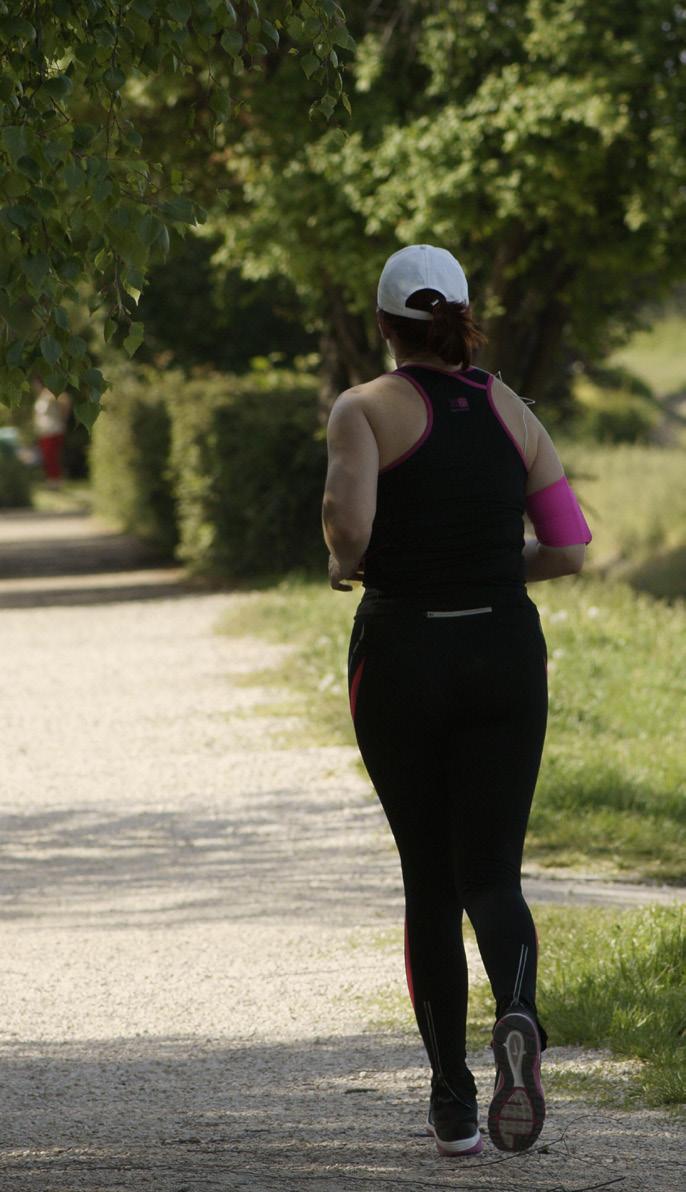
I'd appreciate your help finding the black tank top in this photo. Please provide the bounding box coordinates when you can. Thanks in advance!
[359,364,529,612]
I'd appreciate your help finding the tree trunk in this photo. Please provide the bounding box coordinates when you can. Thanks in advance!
[478,238,576,407]
[317,282,386,424]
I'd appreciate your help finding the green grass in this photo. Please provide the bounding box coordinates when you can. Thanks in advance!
[359,905,686,1108]
[218,571,686,883]
[560,440,686,596]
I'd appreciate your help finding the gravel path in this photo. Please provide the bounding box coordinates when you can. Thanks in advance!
[0,508,684,1192]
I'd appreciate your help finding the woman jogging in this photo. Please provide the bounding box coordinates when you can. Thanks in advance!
[321,245,592,1159]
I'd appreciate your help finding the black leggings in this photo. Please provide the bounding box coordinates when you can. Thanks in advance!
[348,598,548,1096]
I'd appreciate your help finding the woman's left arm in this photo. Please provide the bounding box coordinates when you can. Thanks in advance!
[322,392,379,591]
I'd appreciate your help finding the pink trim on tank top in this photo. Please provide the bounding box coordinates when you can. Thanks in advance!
[379,369,434,473]
[486,373,528,470]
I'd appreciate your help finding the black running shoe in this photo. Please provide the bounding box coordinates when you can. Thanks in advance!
[425,1074,483,1157]
[488,1005,545,1152]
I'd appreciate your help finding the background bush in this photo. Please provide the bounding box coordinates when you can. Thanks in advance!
[90,366,178,553]
[168,366,325,578]
[0,436,34,508]
[90,364,327,578]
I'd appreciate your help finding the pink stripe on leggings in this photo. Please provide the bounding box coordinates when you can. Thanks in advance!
[349,657,366,721]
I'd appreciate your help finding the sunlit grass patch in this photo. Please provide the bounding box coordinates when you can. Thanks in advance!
[538,904,686,1107]
[355,905,685,1108]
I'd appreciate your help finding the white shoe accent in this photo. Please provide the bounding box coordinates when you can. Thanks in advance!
[428,1123,482,1154]
[505,1029,525,1087]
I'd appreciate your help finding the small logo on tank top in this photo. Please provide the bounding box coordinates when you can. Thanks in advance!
[449,396,470,412]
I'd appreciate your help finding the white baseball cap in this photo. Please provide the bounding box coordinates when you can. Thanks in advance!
[377,244,469,321]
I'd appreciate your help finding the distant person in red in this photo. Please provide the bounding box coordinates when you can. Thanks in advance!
[31,373,71,488]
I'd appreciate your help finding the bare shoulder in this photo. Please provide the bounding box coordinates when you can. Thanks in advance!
[340,373,405,402]
[330,373,407,421]
[489,374,542,470]
[491,375,542,429]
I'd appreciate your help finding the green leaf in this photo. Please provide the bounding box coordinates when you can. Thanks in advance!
[16,154,40,182]
[83,367,106,391]
[42,369,68,395]
[54,307,70,331]
[74,43,99,65]
[43,138,69,166]
[137,212,164,245]
[160,195,196,223]
[67,335,88,358]
[0,16,36,41]
[40,335,62,365]
[73,123,97,148]
[318,93,337,118]
[31,186,57,210]
[104,318,117,343]
[62,161,83,191]
[341,91,352,116]
[167,0,191,20]
[4,203,34,228]
[58,258,81,281]
[332,26,356,52]
[1,125,28,163]
[262,19,279,45]
[92,178,113,202]
[123,321,145,357]
[300,53,320,79]
[44,75,73,100]
[74,398,101,433]
[220,29,243,53]
[156,223,170,256]
[21,254,50,289]
[210,89,232,118]
[103,66,126,91]
[6,338,25,368]
[124,127,143,149]
[224,1,237,22]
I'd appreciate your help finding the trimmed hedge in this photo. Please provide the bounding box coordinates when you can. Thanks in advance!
[89,364,327,578]
[168,367,326,577]
[90,366,178,553]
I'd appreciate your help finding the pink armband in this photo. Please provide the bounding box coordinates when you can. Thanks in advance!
[525,476,592,547]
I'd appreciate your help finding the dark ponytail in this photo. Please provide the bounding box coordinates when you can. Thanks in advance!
[379,288,487,367]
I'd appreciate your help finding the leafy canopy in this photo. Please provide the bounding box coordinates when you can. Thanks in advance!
[211,0,686,399]
[0,0,355,426]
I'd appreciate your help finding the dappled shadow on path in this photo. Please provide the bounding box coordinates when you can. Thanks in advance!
[0,799,400,929]
[0,1032,682,1192]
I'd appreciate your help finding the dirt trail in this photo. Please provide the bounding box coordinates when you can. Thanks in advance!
[0,507,684,1192]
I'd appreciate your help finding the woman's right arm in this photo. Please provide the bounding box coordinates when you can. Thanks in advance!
[523,418,591,583]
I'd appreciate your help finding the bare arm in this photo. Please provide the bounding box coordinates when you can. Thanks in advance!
[322,393,379,590]
[491,377,587,582]
[524,419,587,581]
